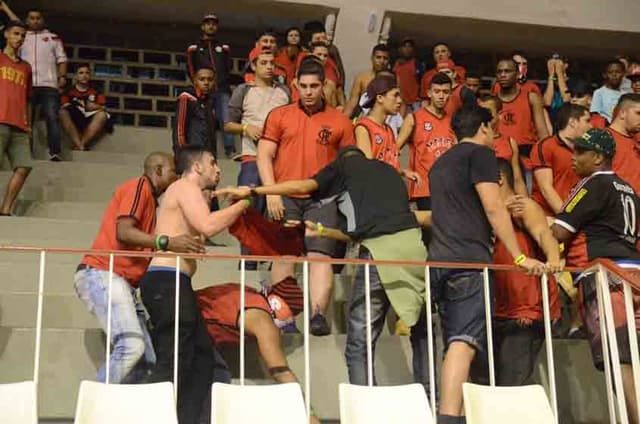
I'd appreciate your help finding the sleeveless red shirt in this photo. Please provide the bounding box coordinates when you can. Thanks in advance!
[356,116,400,170]
[493,134,513,161]
[499,89,537,146]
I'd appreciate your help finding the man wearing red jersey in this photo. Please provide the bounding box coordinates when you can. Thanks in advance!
[493,159,561,386]
[397,72,456,212]
[74,152,203,383]
[608,94,640,194]
[393,38,420,109]
[491,51,542,99]
[258,59,355,336]
[0,21,32,216]
[419,42,466,98]
[60,63,112,151]
[495,58,549,162]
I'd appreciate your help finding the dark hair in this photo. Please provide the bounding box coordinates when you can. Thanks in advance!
[497,159,515,188]
[510,50,528,60]
[372,44,389,55]
[256,28,277,41]
[554,103,589,133]
[604,59,625,72]
[465,72,481,80]
[303,20,325,35]
[176,145,210,175]
[25,9,43,16]
[297,56,325,81]
[432,42,450,52]
[497,57,518,69]
[451,106,493,140]
[4,20,26,32]
[76,63,91,72]
[194,65,215,75]
[616,93,640,110]
[309,41,329,52]
[478,94,502,112]
[430,72,452,87]
[285,27,302,45]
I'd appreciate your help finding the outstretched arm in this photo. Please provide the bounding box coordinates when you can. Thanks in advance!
[521,198,563,273]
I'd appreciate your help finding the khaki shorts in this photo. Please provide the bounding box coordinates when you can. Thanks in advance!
[0,124,32,170]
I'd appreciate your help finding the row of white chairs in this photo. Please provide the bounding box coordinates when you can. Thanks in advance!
[0,380,555,423]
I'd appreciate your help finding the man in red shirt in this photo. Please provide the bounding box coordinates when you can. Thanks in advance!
[419,42,466,99]
[0,21,32,217]
[436,60,477,116]
[60,63,112,151]
[397,72,456,212]
[496,58,549,162]
[258,59,355,335]
[608,94,640,193]
[74,152,204,383]
[393,38,419,109]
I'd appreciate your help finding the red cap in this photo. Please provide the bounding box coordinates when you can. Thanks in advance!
[436,59,456,71]
[248,46,273,62]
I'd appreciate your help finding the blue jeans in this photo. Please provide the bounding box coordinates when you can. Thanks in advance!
[32,87,62,155]
[237,161,265,258]
[212,91,235,154]
[74,267,156,383]
[345,248,433,393]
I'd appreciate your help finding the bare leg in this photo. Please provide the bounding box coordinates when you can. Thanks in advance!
[439,341,476,416]
[80,111,108,149]
[246,309,320,424]
[308,253,333,315]
[59,109,83,149]
[271,261,296,287]
[622,364,639,424]
[0,167,31,215]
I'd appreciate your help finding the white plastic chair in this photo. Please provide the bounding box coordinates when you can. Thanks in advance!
[463,382,555,424]
[339,383,434,424]
[0,380,38,424]
[211,382,307,423]
[73,380,177,424]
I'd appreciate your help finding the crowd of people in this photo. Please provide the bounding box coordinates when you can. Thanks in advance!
[2,2,640,424]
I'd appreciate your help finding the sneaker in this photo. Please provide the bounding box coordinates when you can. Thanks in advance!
[309,313,331,336]
[49,154,62,162]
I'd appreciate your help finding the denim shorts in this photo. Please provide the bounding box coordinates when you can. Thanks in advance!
[432,268,492,351]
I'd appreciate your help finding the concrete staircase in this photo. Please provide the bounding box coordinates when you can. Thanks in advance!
[0,125,617,423]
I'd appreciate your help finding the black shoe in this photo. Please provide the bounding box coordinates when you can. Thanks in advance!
[309,313,331,336]
[238,260,258,271]
[49,154,62,162]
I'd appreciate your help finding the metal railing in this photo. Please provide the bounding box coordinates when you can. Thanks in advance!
[2,245,640,422]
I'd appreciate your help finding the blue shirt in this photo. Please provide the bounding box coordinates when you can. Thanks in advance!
[590,86,623,123]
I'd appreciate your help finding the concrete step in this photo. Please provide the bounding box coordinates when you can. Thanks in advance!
[91,126,172,154]
[18,201,108,221]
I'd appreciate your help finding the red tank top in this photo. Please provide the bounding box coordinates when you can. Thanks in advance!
[409,108,456,198]
[494,223,560,321]
[499,89,537,146]
[356,117,400,170]
[493,134,513,161]
[444,85,464,117]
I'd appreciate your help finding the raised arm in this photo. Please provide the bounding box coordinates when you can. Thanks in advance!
[0,1,18,21]
[343,74,363,118]
[529,91,550,140]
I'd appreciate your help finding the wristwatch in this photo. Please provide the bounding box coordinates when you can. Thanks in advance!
[157,235,170,251]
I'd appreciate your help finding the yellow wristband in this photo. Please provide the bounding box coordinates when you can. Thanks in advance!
[558,243,565,253]
[242,123,248,135]
[514,254,527,266]
[317,222,325,236]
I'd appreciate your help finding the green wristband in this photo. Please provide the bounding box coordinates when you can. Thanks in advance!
[155,235,161,251]
[244,198,252,207]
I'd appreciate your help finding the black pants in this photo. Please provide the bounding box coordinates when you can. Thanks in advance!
[414,197,431,247]
[494,319,543,386]
[140,269,218,424]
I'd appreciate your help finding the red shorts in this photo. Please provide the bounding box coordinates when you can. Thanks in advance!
[196,284,272,345]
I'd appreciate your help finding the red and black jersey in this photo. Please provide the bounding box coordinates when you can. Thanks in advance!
[61,85,105,108]
[555,171,640,267]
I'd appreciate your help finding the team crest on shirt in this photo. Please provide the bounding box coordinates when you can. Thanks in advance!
[317,126,332,146]
[374,134,383,145]
[502,112,515,126]
[424,122,433,131]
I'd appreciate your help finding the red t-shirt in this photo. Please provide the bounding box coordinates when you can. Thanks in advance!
[355,116,400,170]
[590,112,607,129]
[494,224,560,321]
[408,108,456,198]
[492,80,541,97]
[498,88,537,146]
[275,48,302,85]
[529,135,579,216]
[61,85,106,107]
[81,176,157,286]
[494,134,513,161]
[393,58,419,104]
[295,52,340,86]
[444,85,464,117]
[0,53,32,131]
[610,128,640,194]
[261,102,355,185]
[419,65,466,99]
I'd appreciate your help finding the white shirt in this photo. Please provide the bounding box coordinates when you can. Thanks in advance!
[19,29,67,89]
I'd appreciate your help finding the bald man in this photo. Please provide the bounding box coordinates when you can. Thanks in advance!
[74,151,205,384]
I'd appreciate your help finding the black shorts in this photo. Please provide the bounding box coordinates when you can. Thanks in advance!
[283,196,337,256]
[414,197,431,211]
[64,104,113,133]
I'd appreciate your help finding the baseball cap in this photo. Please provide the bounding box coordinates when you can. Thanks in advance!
[202,13,218,22]
[248,46,273,62]
[628,64,640,81]
[574,128,616,158]
[362,74,398,108]
[436,59,456,72]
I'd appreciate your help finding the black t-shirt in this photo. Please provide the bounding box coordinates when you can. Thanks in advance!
[428,141,499,263]
[555,171,640,264]
[312,153,418,240]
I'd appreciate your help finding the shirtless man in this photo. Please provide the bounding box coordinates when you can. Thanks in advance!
[139,145,250,424]
[343,44,390,118]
